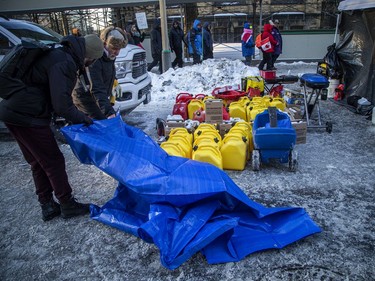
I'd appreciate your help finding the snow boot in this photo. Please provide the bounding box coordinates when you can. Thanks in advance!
[60,197,90,219]
[41,199,61,222]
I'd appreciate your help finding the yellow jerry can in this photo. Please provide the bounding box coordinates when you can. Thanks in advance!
[160,142,186,158]
[188,99,205,120]
[238,96,250,107]
[169,127,193,144]
[192,145,223,169]
[228,127,252,159]
[247,106,266,121]
[228,101,247,121]
[167,135,192,158]
[193,135,222,150]
[269,97,286,111]
[220,134,247,171]
[193,127,222,142]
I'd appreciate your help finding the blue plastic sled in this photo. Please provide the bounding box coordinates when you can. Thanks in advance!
[61,116,320,270]
[252,109,298,171]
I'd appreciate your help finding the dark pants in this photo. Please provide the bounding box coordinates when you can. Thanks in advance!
[244,56,252,66]
[258,51,273,70]
[172,48,183,68]
[147,53,162,73]
[192,53,201,65]
[272,53,280,67]
[6,123,73,204]
[203,50,213,60]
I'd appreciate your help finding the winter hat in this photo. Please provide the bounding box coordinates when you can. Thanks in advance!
[100,27,128,49]
[84,34,104,59]
[244,22,250,29]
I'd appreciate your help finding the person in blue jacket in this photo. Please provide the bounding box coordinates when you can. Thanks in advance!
[241,22,255,66]
[202,22,214,60]
[187,19,203,64]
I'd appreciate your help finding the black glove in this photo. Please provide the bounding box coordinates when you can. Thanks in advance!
[83,116,94,127]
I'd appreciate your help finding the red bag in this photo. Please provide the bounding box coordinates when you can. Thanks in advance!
[247,88,261,98]
[270,85,283,97]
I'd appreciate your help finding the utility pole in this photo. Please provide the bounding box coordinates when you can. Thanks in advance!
[259,0,263,33]
[159,0,171,73]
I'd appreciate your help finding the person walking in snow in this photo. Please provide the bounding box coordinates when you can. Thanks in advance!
[187,19,203,65]
[169,20,186,68]
[241,22,255,66]
[130,24,145,49]
[147,19,163,73]
[202,22,214,60]
[0,34,104,221]
[270,19,283,68]
[258,23,277,71]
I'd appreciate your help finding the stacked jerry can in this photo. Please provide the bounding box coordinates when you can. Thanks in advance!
[161,83,289,171]
[220,121,252,171]
[192,123,223,169]
[160,128,193,158]
[246,96,287,121]
[228,96,250,121]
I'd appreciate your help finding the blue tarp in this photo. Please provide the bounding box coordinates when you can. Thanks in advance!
[61,116,321,270]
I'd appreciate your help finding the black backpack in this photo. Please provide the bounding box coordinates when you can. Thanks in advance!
[0,39,55,99]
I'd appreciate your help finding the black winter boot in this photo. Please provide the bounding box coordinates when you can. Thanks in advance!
[41,199,61,222]
[60,197,90,219]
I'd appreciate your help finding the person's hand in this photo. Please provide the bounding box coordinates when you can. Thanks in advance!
[107,114,116,119]
[83,116,94,126]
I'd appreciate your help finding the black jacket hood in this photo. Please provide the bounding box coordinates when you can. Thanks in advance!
[60,35,86,70]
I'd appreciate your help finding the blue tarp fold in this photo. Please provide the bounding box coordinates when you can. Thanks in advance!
[61,116,321,269]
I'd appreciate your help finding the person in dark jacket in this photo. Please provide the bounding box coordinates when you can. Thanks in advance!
[124,21,135,45]
[187,19,203,64]
[270,19,283,68]
[130,24,145,49]
[241,22,255,66]
[202,22,214,60]
[147,19,163,73]
[258,23,277,71]
[73,26,128,120]
[0,34,103,222]
[169,20,186,68]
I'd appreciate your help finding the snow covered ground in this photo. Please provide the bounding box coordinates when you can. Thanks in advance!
[1,59,374,280]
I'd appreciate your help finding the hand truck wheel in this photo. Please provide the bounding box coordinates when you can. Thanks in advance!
[326,121,333,133]
[289,150,298,172]
[252,149,260,171]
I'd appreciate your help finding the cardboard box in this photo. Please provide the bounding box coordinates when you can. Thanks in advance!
[286,105,303,120]
[283,88,304,99]
[165,119,186,137]
[166,121,185,128]
[205,99,223,124]
[292,121,307,144]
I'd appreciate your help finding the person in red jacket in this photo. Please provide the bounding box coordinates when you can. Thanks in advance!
[258,23,278,71]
